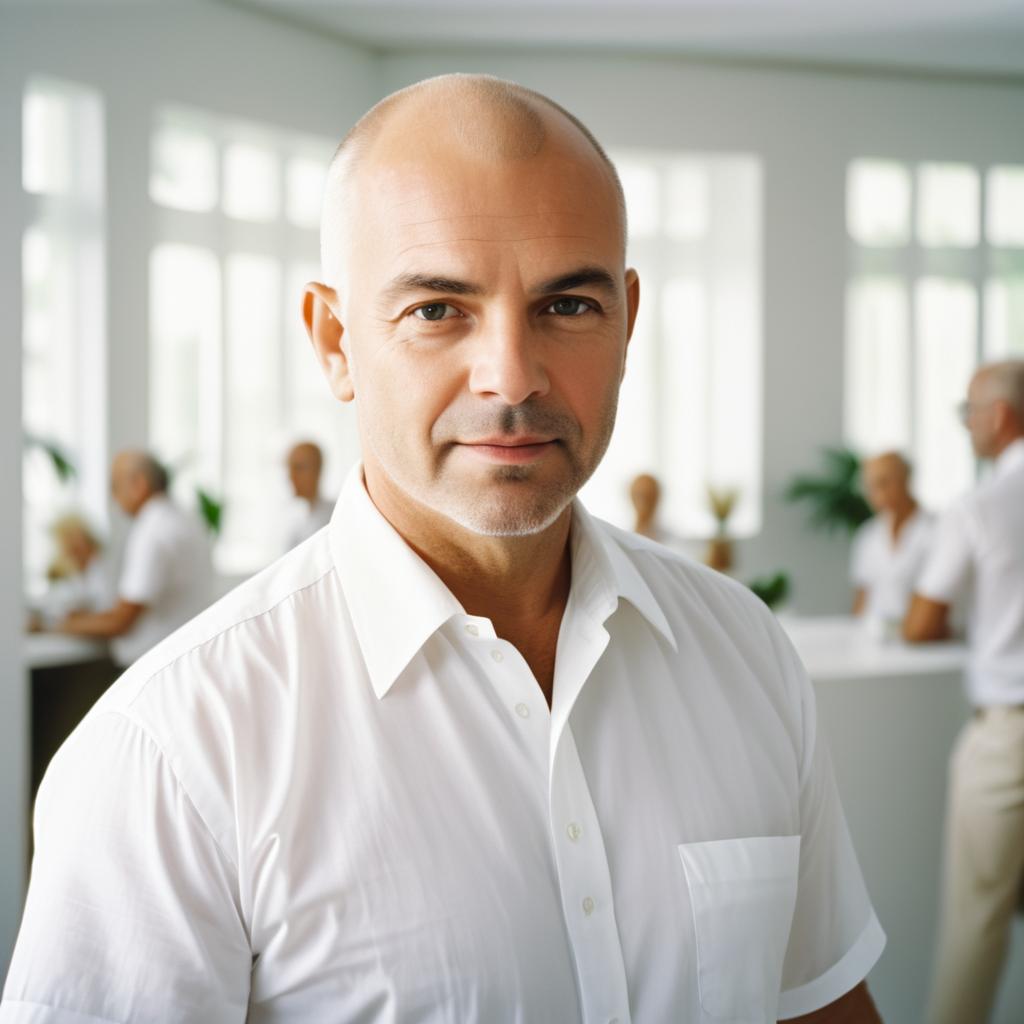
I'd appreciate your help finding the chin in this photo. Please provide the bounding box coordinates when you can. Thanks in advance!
[438,490,573,538]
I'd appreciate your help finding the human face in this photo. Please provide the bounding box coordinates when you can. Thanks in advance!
[288,450,321,502]
[960,373,1001,459]
[863,458,908,515]
[316,129,638,538]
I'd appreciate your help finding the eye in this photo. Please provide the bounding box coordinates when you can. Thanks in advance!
[412,303,460,322]
[546,296,594,317]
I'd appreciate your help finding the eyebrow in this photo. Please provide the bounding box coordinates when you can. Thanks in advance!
[533,266,618,296]
[381,264,619,305]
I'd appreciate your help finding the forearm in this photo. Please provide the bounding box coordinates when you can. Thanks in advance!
[60,601,142,638]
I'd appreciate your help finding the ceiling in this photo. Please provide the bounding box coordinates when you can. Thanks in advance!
[223,0,1024,78]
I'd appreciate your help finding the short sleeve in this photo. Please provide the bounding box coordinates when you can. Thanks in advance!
[118,521,167,606]
[0,713,251,1023]
[915,501,974,604]
[772,631,886,1017]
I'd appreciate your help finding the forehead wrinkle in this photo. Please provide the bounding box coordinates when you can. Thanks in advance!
[390,235,608,260]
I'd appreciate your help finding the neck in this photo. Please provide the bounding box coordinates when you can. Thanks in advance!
[363,465,573,630]
[993,432,1024,459]
[889,499,917,539]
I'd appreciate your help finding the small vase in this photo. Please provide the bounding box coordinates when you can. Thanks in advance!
[705,536,733,572]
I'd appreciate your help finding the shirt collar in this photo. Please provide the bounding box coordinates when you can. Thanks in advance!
[994,437,1024,479]
[329,464,676,700]
[567,499,678,652]
[329,466,464,700]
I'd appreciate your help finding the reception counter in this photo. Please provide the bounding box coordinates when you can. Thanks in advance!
[781,616,1024,1022]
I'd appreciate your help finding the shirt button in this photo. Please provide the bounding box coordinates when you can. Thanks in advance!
[566,822,582,842]
[515,702,530,718]
[464,623,479,637]
[490,649,504,663]
[582,896,595,916]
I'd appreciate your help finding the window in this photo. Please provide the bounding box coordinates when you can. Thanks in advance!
[22,78,105,598]
[580,152,763,537]
[149,108,348,575]
[845,159,1024,510]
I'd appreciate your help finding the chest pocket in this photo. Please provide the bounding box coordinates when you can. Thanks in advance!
[678,835,801,1023]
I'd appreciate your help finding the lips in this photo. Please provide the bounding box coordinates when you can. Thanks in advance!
[457,437,558,464]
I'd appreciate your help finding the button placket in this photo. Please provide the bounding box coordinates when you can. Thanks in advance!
[548,725,631,1024]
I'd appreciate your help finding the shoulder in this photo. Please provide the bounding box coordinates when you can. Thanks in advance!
[596,517,782,650]
[100,529,338,718]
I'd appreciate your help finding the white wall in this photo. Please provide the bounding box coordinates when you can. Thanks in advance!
[379,51,1024,612]
[0,0,378,970]
[0,52,27,974]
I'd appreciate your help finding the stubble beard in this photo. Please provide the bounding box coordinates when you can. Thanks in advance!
[371,395,619,538]
[437,395,620,537]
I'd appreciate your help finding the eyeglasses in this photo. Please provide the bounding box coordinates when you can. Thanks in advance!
[956,399,994,424]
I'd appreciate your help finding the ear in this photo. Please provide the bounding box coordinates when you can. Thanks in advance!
[622,268,641,378]
[302,282,354,403]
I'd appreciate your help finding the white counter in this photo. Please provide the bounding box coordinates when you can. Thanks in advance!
[780,613,968,681]
[24,634,108,670]
[779,615,1024,1023]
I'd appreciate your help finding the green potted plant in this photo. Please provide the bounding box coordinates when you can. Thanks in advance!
[784,447,872,535]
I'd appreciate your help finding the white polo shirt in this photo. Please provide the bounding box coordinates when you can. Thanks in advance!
[2,467,883,1024]
[917,437,1024,707]
[850,509,935,621]
[111,493,213,667]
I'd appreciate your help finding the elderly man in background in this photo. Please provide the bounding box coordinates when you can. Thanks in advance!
[282,439,333,550]
[56,450,213,669]
[902,359,1024,1024]
[3,77,883,1023]
[850,451,933,626]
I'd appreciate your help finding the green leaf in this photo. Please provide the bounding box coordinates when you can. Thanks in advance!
[195,487,223,536]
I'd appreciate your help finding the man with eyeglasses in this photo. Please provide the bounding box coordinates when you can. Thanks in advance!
[903,359,1024,1024]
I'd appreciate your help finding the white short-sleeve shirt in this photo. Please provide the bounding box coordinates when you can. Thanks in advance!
[111,493,213,667]
[2,467,883,1024]
[917,438,1024,706]
[850,509,934,622]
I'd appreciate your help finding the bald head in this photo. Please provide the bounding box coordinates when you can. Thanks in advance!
[320,74,625,294]
[965,359,1024,458]
[110,450,168,517]
[287,441,323,502]
[862,451,915,516]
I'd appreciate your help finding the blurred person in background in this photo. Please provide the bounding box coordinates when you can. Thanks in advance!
[283,439,333,550]
[902,359,1024,1024]
[29,512,112,629]
[54,449,213,670]
[850,451,933,628]
[629,471,687,551]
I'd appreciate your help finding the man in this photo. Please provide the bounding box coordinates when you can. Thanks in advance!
[282,440,333,550]
[53,450,213,669]
[2,77,883,1023]
[850,452,933,623]
[904,359,1024,1024]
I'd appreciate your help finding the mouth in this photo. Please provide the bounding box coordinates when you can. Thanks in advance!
[456,437,559,465]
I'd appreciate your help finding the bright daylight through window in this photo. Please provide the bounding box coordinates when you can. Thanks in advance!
[846,159,1024,512]
[21,77,106,598]
[581,151,763,539]
[149,107,353,575]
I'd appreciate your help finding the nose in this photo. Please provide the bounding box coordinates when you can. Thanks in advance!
[467,313,550,406]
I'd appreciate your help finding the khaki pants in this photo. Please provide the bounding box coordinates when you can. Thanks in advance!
[927,707,1024,1024]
